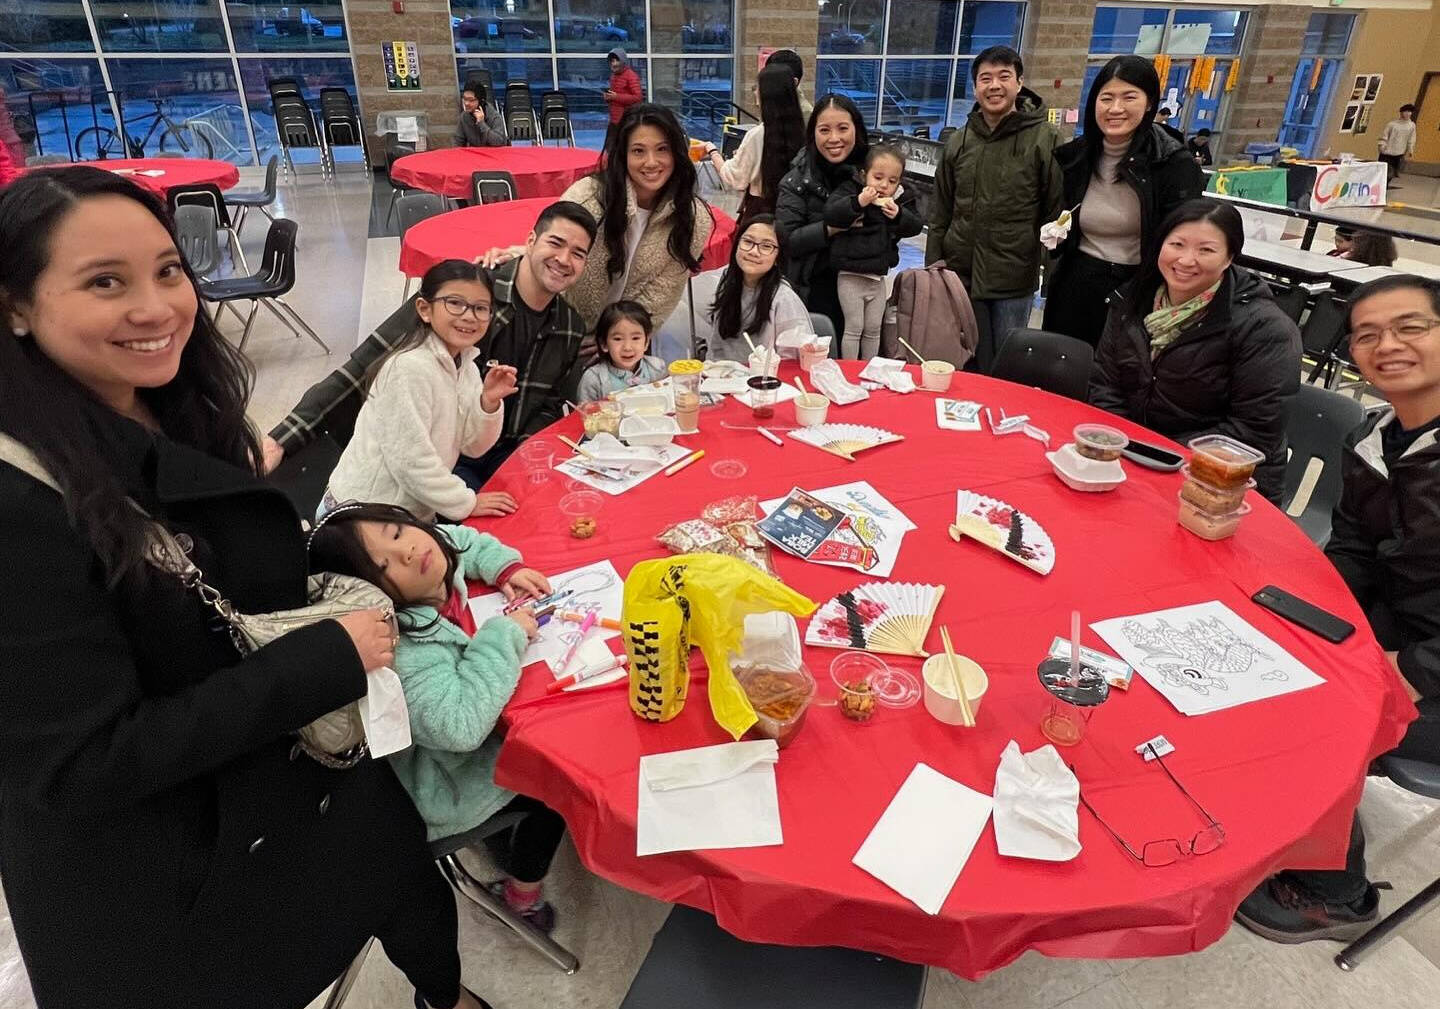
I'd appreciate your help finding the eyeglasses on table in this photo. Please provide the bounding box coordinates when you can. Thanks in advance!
[1074,744,1226,868]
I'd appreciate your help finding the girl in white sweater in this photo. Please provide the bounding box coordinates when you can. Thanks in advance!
[324,260,519,521]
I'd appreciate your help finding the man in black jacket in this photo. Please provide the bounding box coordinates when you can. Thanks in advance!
[1237,275,1440,943]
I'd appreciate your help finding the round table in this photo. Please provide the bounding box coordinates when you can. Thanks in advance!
[50,157,240,198]
[468,363,1414,979]
[390,147,601,201]
[399,196,737,278]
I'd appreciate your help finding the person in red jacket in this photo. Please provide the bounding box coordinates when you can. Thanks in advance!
[0,140,17,188]
[604,48,643,155]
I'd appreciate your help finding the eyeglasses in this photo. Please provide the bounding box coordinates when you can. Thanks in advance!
[1349,317,1440,350]
[738,236,779,255]
[1074,746,1226,867]
[434,295,492,320]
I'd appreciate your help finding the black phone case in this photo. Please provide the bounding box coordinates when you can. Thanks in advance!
[1120,441,1185,471]
[1252,585,1355,643]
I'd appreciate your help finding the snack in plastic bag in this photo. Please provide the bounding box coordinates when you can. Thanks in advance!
[623,554,816,739]
[656,518,730,554]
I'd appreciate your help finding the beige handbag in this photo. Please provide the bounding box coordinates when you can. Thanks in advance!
[0,432,392,769]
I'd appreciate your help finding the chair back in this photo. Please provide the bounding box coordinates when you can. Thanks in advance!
[1300,290,1347,359]
[260,154,279,199]
[395,192,449,238]
[1282,383,1366,545]
[541,90,568,112]
[808,313,837,342]
[173,204,221,277]
[990,328,1094,401]
[938,126,958,144]
[1269,282,1308,323]
[507,110,538,143]
[542,110,573,144]
[911,125,931,139]
[470,170,517,205]
[257,217,301,295]
[168,183,234,228]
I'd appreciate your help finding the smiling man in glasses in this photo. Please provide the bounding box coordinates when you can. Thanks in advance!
[1238,274,1440,943]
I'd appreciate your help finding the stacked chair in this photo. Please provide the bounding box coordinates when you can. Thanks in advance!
[318,86,368,172]
[541,90,575,146]
[267,77,331,181]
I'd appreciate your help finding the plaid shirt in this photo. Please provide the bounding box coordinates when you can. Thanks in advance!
[269,259,590,451]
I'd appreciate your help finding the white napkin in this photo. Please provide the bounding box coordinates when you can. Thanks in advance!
[775,325,817,357]
[637,740,782,855]
[992,740,1081,861]
[808,360,869,405]
[853,763,993,915]
[581,433,668,470]
[1039,208,1073,250]
[357,667,412,758]
[859,357,906,381]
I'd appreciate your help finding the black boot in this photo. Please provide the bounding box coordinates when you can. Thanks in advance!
[414,985,494,1009]
[1235,873,1388,944]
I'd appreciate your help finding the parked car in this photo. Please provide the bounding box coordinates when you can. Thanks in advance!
[453,17,539,42]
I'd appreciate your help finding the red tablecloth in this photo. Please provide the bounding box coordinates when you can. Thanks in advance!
[399,197,737,278]
[47,157,240,197]
[390,146,601,201]
[468,363,1415,979]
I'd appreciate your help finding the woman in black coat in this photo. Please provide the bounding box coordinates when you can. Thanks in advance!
[1089,199,1302,504]
[0,169,486,1009]
[1044,56,1203,346]
[775,93,870,338]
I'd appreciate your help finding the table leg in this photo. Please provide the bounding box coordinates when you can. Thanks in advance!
[1301,219,1319,251]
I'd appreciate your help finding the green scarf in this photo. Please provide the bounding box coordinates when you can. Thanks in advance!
[1144,276,1223,357]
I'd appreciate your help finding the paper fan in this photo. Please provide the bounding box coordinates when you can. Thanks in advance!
[949,490,1055,575]
[806,582,945,657]
[788,423,904,462]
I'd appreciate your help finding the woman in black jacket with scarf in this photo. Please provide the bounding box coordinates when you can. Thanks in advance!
[1089,200,1301,504]
[0,168,487,1009]
[1043,56,1203,346]
[775,93,870,338]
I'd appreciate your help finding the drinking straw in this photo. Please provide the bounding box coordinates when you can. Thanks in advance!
[1069,610,1082,688]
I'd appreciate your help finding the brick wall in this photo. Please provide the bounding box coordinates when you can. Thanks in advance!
[1221,4,1309,159]
[736,0,819,120]
[346,0,462,158]
[1024,0,1098,140]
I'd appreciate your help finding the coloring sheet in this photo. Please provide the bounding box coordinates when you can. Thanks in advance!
[1090,601,1325,716]
[468,559,624,673]
[555,443,691,496]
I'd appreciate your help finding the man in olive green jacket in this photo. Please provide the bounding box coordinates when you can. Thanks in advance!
[927,46,1063,371]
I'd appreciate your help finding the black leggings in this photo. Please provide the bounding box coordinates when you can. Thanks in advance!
[1042,250,1138,348]
[374,844,463,1008]
[483,793,567,884]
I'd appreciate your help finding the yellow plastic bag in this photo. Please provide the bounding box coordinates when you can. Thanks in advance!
[622,554,817,740]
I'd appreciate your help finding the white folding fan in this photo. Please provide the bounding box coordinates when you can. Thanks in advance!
[805,582,946,657]
[949,489,1055,575]
[788,423,904,462]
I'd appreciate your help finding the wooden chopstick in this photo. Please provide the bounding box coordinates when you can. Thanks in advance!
[939,627,975,727]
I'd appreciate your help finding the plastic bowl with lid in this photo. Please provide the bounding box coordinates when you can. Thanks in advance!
[1187,434,1264,489]
[736,664,815,748]
[1177,492,1252,540]
[1178,464,1255,515]
[1073,423,1130,461]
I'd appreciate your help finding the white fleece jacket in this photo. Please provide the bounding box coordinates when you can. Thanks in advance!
[325,333,502,521]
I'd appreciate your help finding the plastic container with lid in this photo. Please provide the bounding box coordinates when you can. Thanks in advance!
[1178,464,1255,515]
[1047,443,1126,492]
[1073,423,1130,462]
[1037,657,1110,746]
[1187,434,1264,489]
[736,664,815,747]
[1178,493,1251,540]
[827,651,921,724]
[669,358,704,434]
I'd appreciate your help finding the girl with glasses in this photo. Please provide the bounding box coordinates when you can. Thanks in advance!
[324,260,520,522]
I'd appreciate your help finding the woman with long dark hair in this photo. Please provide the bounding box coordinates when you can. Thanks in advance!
[660,214,813,362]
[775,93,870,337]
[704,63,807,216]
[1043,56,1203,346]
[1089,199,1301,503]
[0,167,488,1009]
[560,102,713,332]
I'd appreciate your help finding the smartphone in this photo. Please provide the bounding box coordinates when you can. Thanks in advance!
[1121,440,1185,471]
[1252,585,1355,643]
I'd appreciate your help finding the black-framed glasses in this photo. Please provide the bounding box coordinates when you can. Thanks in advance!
[435,295,492,320]
[1074,746,1226,867]
[738,236,779,255]
[1349,317,1440,350]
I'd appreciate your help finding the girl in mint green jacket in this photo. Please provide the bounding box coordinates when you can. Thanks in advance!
[309,501,566,932]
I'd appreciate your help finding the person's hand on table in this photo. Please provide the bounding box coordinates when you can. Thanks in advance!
[501,567,551,602]
[471,491,518,518]
[506,607,540,641]
[481,363,518,413]
[261,435,284,475]
[475,245,526,269]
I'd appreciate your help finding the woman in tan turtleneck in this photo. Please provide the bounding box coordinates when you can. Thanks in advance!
[1043,56,1203,347]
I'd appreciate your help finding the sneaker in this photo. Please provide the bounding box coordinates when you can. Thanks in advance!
[1235,874,1387,943]
[484,879,558,934]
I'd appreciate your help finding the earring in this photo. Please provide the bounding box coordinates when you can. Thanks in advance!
[11,326,27,337]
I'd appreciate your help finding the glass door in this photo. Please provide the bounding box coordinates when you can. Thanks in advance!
[1279,56,1343,157]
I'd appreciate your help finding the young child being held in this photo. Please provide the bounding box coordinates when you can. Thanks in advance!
[309,502,567,932]
[575,300,668,403]
[823,144,923,360]
[323,260,520,523]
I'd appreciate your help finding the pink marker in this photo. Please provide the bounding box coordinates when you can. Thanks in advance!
[555,609,599,675]
[547,653,629,694]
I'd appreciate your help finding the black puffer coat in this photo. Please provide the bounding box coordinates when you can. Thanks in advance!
[1326,410,1440,699]
[1088,266,1301,503]
[823,175,923,276]
[775,145,866,299]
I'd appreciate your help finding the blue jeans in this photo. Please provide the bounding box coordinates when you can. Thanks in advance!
[973,295,1034,373]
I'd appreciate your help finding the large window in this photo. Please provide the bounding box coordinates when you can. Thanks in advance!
[1278,12,1358,156]
[455,0,735,144]
[816,1,1026,135]
[0,1,359,165]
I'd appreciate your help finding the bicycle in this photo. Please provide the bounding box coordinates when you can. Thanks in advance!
[75,97,214,161]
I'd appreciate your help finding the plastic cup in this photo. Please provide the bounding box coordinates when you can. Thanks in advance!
[668,359,704,434]
[921,654,988,725]
[799,341,829,373]
[1037,657,1109,746]
[1073,423,1129,462]
[921,360,955,391]
[517,439,555,484]
[794,392,830,427]
[747,376,782,419]
[829,651,889,724]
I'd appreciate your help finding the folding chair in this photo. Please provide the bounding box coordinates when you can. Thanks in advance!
[471,170,518,205]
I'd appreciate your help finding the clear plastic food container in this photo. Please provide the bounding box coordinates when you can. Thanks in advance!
[736,664,815,748]
[1178,465,1255,515]
[1177,492,1252,540]
[1187,434,1264,489]
[1073,423,1130,462]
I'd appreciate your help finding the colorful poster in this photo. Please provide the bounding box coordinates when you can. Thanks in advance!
[1310,160,1387,209]
[757,488,888,574]
[383,41,421,92]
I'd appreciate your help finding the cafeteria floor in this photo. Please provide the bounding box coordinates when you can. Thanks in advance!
[2,164,1438,1009]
